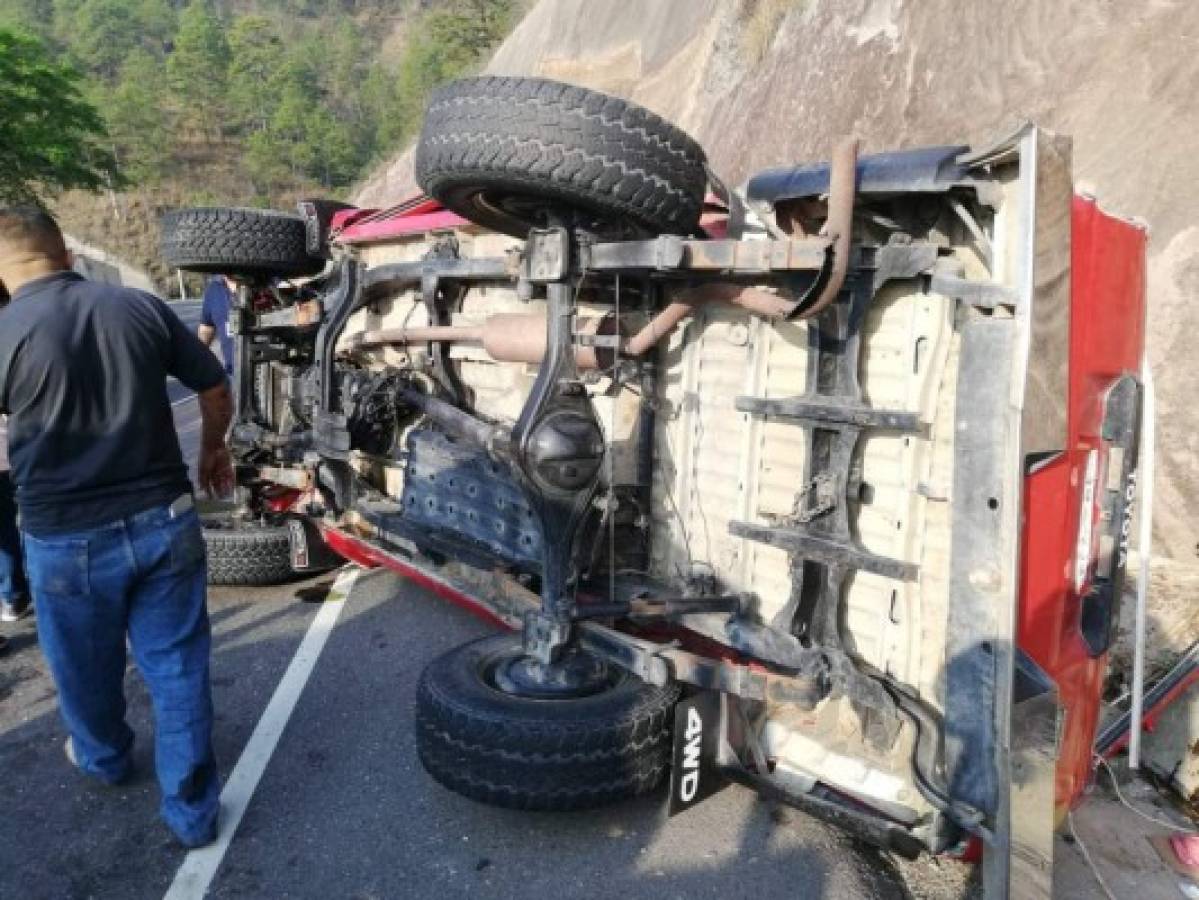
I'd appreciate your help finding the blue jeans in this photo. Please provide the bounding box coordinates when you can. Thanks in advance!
[25,499,219,844]
[0,472,28,605]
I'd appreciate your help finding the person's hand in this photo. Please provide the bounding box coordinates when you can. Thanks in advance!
[198,444,235,498]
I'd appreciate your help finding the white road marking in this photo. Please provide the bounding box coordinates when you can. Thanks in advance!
[171,395,196,408]
[162,566,359,900]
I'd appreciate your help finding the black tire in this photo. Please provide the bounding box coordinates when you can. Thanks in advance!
[416,634,681,811]
[415,76,708,239]
[201,514,294,586]
[160,207,324,278]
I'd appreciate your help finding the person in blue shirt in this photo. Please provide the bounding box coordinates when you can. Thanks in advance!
[198,275,235,375]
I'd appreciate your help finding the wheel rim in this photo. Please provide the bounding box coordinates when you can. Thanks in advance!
[486,647,623,700]
[450,186,647,241]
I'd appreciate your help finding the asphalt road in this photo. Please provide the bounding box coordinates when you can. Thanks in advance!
[0,567,978,900]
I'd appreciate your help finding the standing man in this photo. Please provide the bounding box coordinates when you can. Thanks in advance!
[0,417,29,628]
[198,274,235,375]
[0,281,29,644]
[0,207,233,848]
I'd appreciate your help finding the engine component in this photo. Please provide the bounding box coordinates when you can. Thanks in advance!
[524,409,605,493]
[284,369,316,428]
[397,386,506,451]
[341,370,408,457]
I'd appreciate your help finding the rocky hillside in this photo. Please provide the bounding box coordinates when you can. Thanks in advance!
[357,0,1199,568]
[0,0,522,293]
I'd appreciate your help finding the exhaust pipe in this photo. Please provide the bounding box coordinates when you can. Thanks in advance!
[349,140,859,363]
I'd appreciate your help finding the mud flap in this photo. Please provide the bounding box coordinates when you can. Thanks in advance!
[286,516,343,574]
[668,692,730,815]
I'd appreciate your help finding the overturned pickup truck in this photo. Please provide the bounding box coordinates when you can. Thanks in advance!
[161,77,1147,895]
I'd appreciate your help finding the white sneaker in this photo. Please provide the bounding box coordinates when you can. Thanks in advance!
[0,597,30,622]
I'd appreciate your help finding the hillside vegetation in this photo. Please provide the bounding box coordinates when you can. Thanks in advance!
[0,0,518,289]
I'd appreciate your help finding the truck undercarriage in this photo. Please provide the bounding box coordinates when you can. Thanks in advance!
[161,76,1148,897]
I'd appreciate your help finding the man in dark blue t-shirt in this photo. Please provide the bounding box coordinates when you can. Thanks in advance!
[0,206,233,848]
[198,275,235,375]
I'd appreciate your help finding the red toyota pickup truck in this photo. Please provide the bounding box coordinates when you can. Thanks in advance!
[161,76,1147,896]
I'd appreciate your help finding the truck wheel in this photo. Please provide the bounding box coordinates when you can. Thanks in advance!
[415,76,708,239]
[201,511,294,586]
[415,634,681,810]
[160,207,325,278]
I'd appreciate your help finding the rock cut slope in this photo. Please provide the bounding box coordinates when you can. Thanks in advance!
[357,0,1199,568]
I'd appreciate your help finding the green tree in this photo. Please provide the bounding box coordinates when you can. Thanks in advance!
[426,0,516,63]
[0,0,52,38]
[5,0,522,220]
[104,50,171,182]
[168,1,230,137]
[226,15,285,134]
[269,81,312,178]
[390,0,515,146]
[268,73,346,184]
[245,128,289,193]
[323,20,365,111]
[0,28,120,203]
[70,0,140,80]
[318,21,380,174]
[302,105,359,187]
[243,39,322,190]
[361,63,405,161]
[134,0,176,53]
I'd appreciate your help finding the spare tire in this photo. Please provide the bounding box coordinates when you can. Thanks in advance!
[160,207,324,278]
[415,76,708,239]
[200,506,294,586]
[415,633,681,811]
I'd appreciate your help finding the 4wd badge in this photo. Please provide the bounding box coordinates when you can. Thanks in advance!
[668,692,727,815]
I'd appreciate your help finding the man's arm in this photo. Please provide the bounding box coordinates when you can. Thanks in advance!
[197,381,234,497]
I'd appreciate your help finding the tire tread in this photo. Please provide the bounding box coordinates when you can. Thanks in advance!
[203,523,293,586]
[415,77,707,237]
[160,207,324,278]
[415,635,681,811]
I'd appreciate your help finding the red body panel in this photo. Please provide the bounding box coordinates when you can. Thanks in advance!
[319,525,511,629]
[331,199,471,244]
[1018,195,1147,812]
[336,209,472,243]
[331,194,730,245]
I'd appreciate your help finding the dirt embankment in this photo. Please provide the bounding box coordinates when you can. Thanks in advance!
[358,0,1199,574]
[64,234,156,293]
